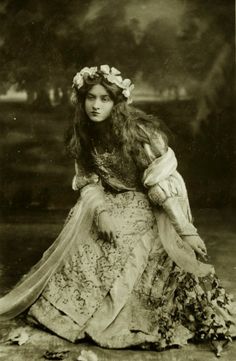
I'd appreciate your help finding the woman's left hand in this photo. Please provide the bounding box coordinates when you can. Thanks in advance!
[182,235,207,259]
[97,211,119,248]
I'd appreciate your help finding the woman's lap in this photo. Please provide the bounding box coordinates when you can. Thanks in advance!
[27,191,235,348]
[28,192,160,338]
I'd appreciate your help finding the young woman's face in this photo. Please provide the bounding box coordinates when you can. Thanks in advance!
[85,84,114,123]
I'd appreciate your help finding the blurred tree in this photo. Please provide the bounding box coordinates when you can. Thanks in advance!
[177,0,234,131]
[137,18,185,90]
[0,0,93,106]
[0,0,234,115]
[177,0,235,205]
[81,0,137,77]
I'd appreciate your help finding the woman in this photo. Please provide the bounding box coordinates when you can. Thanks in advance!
[0,65,235,355]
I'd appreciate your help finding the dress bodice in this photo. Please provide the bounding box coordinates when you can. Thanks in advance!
[92,146,143,192]
[74,120,168,193]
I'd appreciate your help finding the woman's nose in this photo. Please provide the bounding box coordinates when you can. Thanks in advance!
[93,98,100,109]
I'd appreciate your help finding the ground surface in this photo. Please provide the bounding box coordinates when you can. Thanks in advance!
[0,207,236,360]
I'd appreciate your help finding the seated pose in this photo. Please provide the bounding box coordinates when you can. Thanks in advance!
[0,65,235,356]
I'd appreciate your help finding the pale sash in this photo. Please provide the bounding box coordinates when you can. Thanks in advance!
[0,185,105,321]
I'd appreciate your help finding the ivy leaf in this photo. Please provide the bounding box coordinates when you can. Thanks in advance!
[6,328,29,346]
[43,350,69,360]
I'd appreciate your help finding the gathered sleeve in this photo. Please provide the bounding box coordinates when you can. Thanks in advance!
[139,122,214,277]
[138,123,198,237]
[72,159,100,191]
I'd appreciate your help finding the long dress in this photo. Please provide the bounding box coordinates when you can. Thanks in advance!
[0,122,235,350]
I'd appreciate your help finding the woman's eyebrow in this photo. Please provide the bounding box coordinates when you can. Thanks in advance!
[87,92,110,97]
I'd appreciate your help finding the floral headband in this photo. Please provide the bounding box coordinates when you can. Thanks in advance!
[72,65,134,104]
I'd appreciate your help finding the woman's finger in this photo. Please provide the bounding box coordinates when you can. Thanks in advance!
[196,246,207,258]
[199,244,207,254]
[110,232,118,248]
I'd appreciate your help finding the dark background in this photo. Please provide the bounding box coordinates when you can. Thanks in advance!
[0,0,235,213]
[0,6,236,359]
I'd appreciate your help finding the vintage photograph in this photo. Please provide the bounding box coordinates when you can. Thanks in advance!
[0,1,235,360]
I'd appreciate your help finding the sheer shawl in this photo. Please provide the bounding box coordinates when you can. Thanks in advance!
[0,185,105,321]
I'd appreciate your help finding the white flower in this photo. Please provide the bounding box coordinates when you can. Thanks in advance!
[100,64,110,74]
[122,78,132,88]
[111,66,121,75]
[122,83,134,101]
[73,66,98,89]
[77,350,98,361]
[73,73,84,89]
[106,74,123,87]
[80,66,98,77]
[72,65,134,102]
[122,88,130,98]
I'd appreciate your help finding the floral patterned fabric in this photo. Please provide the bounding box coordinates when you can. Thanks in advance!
[27,125,236,350]
[28,191,236,349]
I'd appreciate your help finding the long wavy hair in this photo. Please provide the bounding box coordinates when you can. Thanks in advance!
[65,76,170,171]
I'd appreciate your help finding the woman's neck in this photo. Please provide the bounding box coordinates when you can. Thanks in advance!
[89,120,114,152]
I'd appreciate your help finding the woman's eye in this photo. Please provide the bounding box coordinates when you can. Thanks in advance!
[102,97,110,102]
[86,95,94,100]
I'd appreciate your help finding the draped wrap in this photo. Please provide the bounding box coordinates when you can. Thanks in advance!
[142,147,214,277]
[0,185,105,321]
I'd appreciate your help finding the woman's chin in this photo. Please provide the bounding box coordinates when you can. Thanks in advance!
[89,116,105,123]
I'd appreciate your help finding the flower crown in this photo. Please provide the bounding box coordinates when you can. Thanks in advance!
[72,65,134,104]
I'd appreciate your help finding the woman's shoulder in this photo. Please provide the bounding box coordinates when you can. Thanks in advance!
[123,106,168,164]
[128,106,168,148]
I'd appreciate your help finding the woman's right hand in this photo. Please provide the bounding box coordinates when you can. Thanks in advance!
[97,211,119,247]
[182,235,207,259]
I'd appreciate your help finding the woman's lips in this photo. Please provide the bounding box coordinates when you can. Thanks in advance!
[91,111,100,115]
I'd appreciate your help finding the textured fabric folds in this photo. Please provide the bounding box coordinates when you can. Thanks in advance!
[154,208,214,277]
[0,184,105,320]
[142,147,214,277]
[143,147,177,187]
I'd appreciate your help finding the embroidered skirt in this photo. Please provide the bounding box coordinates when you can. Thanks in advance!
[27,191,235,349]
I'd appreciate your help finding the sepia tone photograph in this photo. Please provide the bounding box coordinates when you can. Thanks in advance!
[0,1,235,360]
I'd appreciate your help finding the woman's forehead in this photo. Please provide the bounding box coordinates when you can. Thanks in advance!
[88,84,109,96]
